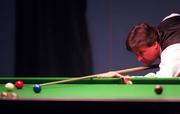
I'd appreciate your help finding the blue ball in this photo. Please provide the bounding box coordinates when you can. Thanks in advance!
[33,84,41,93]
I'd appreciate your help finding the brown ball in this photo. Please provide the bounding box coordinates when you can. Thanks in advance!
[154,85,163,94]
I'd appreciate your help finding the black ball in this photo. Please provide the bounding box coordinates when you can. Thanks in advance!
[154,85,163,94]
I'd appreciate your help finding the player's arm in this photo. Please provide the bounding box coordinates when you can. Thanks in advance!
[155,44,180,77]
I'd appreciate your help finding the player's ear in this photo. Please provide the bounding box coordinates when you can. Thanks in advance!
[153,41,159,49]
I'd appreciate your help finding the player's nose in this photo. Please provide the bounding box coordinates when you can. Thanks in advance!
[137,55,143,62]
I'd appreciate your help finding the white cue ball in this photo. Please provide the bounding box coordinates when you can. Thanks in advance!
[5,82,15,91]
[126,80,133,85]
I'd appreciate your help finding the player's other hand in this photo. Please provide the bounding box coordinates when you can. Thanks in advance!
[96,71,123,78]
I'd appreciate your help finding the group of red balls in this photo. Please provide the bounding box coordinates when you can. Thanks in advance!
[1,80,24,98]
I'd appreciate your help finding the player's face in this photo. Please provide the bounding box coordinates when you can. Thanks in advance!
[134,42,160,65]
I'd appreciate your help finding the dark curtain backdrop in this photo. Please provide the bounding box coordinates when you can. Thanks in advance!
[15,0,93,77]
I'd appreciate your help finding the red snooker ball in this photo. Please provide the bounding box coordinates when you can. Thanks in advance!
[10,92,17,98]
[1,91,8,97]
[15,80,24,89]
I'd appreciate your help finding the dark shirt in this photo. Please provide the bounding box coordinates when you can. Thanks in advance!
[158,16,180,51]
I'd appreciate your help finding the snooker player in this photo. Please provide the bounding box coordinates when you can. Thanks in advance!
[98,13,180,79]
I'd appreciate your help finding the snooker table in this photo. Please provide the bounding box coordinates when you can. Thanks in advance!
[0,77,180,113]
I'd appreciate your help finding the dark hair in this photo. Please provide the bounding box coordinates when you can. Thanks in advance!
[126,23,159,52]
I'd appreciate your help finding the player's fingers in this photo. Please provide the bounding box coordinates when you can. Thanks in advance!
[121,75,132,84]
[123,75,131,81]
[112,73,124,78]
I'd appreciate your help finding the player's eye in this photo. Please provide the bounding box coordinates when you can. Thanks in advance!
[137,51,143,56]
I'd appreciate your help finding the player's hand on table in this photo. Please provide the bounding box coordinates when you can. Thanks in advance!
[96,71,123,78]
[121,75,133,85]
[96,71,133,85]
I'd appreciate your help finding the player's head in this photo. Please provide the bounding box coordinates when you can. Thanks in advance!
[126,23,160,65]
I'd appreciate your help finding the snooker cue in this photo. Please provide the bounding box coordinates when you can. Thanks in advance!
[116,64,159,74]
[40,64,159,86]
